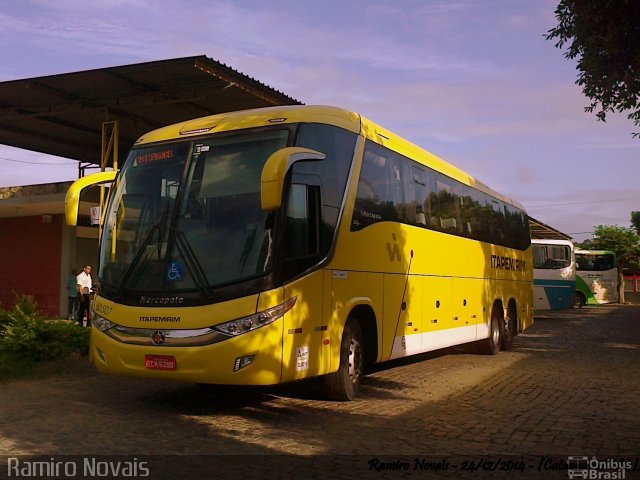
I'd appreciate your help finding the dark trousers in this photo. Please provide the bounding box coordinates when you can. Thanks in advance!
[77,294,91,326]
[68,296,79,319]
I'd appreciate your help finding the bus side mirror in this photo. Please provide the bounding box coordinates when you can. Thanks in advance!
[260,147,325,210]
[65,171,118,226]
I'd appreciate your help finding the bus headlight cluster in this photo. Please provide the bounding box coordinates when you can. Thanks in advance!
[92,314,114,332]
[214,297,296,336]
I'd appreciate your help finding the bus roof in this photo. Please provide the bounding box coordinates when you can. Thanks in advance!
[575,249,616,256]
[134,105,525,211]
[531,239,575,247]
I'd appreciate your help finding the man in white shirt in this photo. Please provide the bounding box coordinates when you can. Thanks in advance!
[76,265,93,327]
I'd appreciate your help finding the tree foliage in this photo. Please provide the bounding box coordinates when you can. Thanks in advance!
[545,0,640,137]
[589,225,640,303]
[590,225,640,272]
[631,211,640,234]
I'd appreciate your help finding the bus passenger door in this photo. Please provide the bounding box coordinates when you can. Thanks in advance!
[280,181,325,381]
[282,271,325,381]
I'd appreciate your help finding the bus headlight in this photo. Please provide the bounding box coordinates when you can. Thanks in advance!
[214,297,296,336]
[92,314,114,332]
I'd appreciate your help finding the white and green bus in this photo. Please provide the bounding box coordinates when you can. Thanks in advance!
[574,249,618,307]
[532,239,575,310]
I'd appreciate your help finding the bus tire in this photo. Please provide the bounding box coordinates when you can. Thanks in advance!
[479,308,502,355]
[574,292,585,309]
[501,313,515,351]
[501,303,516,351]
[325,319,364,401]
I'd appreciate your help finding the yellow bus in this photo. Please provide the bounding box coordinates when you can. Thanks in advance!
[66,105,533,400]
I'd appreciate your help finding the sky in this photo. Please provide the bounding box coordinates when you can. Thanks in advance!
[0,0,638,242]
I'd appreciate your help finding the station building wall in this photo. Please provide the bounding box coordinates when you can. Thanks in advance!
[0,214,98,317]
[0,214,64,316]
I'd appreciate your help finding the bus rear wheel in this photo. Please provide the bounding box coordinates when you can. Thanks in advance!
[501,303,516,351]
[325,319,364,401]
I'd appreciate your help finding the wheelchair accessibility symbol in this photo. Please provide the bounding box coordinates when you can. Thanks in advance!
[166,262,184,281]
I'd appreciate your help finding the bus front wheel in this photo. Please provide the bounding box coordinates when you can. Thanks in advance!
[325,319,364,401]
[479,309,502,355]
[574,292,585,309]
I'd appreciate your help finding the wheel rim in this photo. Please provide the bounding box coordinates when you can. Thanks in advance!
[492,316,500,345]
[348,335,363,384]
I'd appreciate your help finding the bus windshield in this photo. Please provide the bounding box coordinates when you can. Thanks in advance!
[576,253,616,271]
[533,244,572,270]
[99,129,289,296]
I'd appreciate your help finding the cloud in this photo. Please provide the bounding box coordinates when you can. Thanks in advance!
[514,165,539,184]
[0,0,637,239]
[520,186,640,239]
[0,1,165,64]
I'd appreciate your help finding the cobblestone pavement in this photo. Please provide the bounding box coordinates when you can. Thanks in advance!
[1,305,639,478]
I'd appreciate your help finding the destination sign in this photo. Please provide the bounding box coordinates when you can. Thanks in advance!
[135,148,175,165]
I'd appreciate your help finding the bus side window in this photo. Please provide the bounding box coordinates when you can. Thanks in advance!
[461,189,487,240]
[433,175,460,233]
[489,199,505,242]
[352,143,403,230]
[402,163,428,226]
[295,123,356,209]
[533,245,548,268]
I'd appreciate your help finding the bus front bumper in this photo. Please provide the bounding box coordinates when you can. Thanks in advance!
[89,321,284,385]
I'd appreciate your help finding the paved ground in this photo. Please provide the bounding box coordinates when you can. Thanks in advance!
[1,305,638,479]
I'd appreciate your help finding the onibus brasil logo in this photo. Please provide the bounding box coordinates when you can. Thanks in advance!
[568,456,635,479]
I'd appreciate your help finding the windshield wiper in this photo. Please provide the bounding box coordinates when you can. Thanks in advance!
[115,200,172,299]
[172,229,212,300]
[115,223,160,300]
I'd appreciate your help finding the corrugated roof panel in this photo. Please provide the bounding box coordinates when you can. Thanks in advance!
[528,216,572,241]
[0,55,302,165]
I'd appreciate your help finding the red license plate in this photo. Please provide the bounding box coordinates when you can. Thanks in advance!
[144,355,177,370]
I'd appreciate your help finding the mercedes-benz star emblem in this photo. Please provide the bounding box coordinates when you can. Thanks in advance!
[151,330,166,345]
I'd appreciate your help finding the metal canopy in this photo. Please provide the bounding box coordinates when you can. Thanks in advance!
[528,216,572,241]
[0,55,302,166]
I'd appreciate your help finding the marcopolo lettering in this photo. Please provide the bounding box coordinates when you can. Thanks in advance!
[490,255,526,272]
[139,296,184,305]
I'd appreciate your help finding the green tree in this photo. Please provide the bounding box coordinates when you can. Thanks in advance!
[631,211,640,234]
[575,238,594,250]
[545,0,640,138]
[590,225,640,303]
